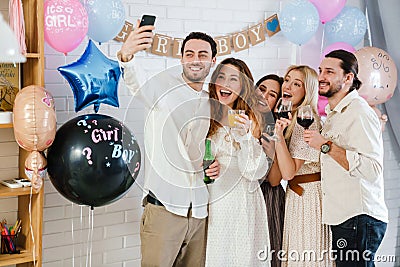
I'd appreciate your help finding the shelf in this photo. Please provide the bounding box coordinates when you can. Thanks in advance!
[0,0,45,265]
[0,249,34,266]
[0,184,38,197]
[25,53,41,59]
[0,124,13,129]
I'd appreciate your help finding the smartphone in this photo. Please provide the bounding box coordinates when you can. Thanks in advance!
[14,178,32,187]
[0,179,22,188]
[261,134,270,143]
[139,15,156,31]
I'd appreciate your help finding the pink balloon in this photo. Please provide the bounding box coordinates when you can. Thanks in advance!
[317,95,328,117]
[44,0,88,54]
[13,85,56,152]
[355,47,398,105]
[310,0,346,24]
[371,105,388,132]
[321,42,355,60]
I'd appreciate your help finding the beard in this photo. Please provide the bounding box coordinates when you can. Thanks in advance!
[182,63,212,82]
[319,82,342,98]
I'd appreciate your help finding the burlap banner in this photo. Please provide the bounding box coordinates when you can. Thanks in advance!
[114,14,280,58]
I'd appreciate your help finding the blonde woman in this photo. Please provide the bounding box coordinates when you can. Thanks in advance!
[267,65,334,266]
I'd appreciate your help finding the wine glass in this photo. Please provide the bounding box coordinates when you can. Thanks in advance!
[297,105,314,129]
[228,109,245,129]
[262,123,278,142]
[274,98,293,120]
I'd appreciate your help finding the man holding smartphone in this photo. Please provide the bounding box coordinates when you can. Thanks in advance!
[117,18,220,267]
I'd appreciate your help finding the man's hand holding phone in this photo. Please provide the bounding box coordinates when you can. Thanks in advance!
[118,15,156,62]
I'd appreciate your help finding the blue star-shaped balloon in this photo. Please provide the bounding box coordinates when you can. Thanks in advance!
[58,40,121,113]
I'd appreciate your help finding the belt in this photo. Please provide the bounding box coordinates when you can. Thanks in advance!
[146,193,164,206]
[288,172,321,196]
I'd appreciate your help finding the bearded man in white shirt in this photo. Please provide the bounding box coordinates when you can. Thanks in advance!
[117,22,220,267]
[304,49,388,267]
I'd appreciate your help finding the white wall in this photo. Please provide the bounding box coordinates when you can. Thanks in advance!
[37,0,400,266]
[42,1,291,265]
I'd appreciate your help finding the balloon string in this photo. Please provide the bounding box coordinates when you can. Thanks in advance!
[80,205,84,267]
[85,207,94,267]
[85,208,90,267]
[89,208,94,267]
[71,203,75,267]
[297,45,302,65]
[320,24,326,55]
[29,186,37,265]
[64,53,68,113]
[290,43,297,65]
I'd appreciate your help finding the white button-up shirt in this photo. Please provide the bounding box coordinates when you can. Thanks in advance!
[321,90,388,225]
[120,59,210,219]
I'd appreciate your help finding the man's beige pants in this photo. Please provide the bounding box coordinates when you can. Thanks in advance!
[140,203,206,267]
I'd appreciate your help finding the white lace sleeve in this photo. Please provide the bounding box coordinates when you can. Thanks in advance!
[232,131,269,182]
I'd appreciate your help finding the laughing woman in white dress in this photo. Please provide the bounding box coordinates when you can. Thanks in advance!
[205,58,271,267]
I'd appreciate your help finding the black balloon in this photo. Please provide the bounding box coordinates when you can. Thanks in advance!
[47,114,141,208]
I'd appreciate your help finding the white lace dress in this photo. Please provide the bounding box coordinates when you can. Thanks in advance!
[205,126,271,267]
[281,122,334,267]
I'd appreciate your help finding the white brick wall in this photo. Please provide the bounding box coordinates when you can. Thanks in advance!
[1,0,398,266]
[377,119,400,266]
[39,1,292,266]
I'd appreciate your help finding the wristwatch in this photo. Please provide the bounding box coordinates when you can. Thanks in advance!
[321,141,332,154]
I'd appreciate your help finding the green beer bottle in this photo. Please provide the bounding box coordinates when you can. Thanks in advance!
[203,138,215,184]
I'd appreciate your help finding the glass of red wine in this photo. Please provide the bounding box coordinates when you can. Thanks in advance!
[274,98,292,120]
[297,105,314,129]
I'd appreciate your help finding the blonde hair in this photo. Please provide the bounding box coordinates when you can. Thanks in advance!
[283,65,321,142]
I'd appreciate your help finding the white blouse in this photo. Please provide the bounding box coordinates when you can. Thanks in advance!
[206,126,270,267]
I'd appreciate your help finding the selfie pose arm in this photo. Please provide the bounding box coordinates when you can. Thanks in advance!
[118,19,154,62]
[117,18,156,105]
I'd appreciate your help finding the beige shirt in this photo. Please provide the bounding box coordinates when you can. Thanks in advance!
[321,90,388,225]
[119,59,210,218]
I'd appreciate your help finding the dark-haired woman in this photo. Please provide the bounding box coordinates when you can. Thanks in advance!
[255,74,285,267]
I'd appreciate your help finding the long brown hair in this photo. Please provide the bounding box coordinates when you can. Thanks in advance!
[207,58,262,138]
